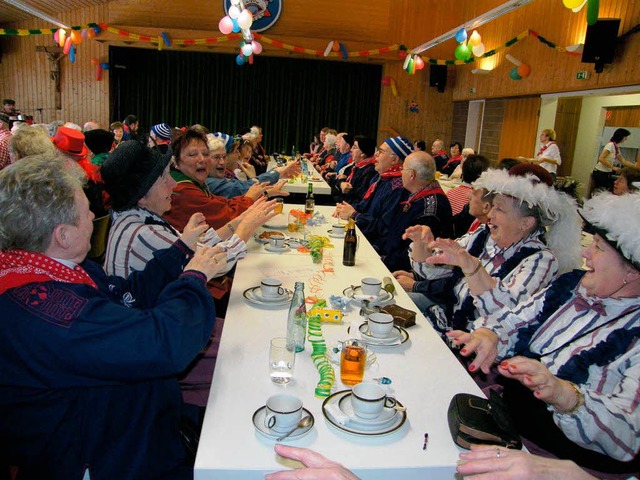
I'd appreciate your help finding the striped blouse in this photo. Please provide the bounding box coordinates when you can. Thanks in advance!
[409,227,558,330]
[104,208,247,279]
[474,284,640,461]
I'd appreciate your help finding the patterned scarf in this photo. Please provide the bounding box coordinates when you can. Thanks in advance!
[536,141,556,158]
[442,154,462,171]
[400,182,444,212]
[0,249,97,295]
[346,157,376,183]
[363,164,402,200]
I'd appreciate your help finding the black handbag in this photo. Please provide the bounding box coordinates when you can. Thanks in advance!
[447,390,522,450]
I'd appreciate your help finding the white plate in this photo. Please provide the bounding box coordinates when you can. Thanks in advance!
[252,406,314,441]
[337,393,398,429]
[324,343,377,368]
[327,229,345,239]
[263,215,288,229]
[322,390,406,436]
[342,286,395,307]
[254,231,288,244]
[264,244,291,253]
[357,323,409,346]
[359,324,401,342]
[243,286,292,308]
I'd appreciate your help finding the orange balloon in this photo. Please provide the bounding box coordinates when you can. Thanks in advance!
[517,64,531,78]
[70,30,82,44]
[91,57,100,65]
[332,41,340,52]
[87,29,96,39]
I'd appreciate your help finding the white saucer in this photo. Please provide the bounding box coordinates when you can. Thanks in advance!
[263,216,288,229]
[264,244,291,253]
[254,231,288,244]
[243,286,292,308]
[322,390,406,436]
[343,286,394,307]
[327,229,345,239]
[252,406,314,441]
[357,323,409,346]
[337,394,398,428]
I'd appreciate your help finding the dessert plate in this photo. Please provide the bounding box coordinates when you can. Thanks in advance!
[357,323,409,346]
[243,286,292,307]
[252,406,314,441]
[343,286,394,307]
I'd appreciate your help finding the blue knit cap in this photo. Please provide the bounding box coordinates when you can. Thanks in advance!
[212,132,234,152]
[384,136,413,160]
[151,123,172,141]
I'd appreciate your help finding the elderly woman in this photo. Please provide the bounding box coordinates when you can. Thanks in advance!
[613,166,640,195]
[8,124,56,162]
[396,164,582,336]
[334,135,377,203]
[449,147,475,180]
[101,141,277,406]
[441,141,463,176]
[313,133,337,170]
[0,155,226,478]
[449,191,640,474]
[164,128,260,232]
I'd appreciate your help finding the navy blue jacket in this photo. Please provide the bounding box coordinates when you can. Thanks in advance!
[0,241,215,479]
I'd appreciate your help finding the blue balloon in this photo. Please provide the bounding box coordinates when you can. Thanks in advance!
[509,67,522,80]
[100,62,110,70]
[455,28,467,43]
[232,18,241,33]
[93,25,101,34]
[236,54,245,65]
[69,45,76,63]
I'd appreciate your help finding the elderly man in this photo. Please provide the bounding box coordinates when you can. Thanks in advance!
[375,151,452,271]
[149,123,173,153]
[0,155,227,478]
[335,136,413,244]
[431,138,448,172]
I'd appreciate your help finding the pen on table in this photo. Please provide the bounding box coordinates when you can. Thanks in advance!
[423,433,429,451]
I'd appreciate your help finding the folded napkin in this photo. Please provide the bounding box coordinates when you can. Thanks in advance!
[325,403,351,426]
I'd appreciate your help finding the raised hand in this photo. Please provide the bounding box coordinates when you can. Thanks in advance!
[181,212,210,251]
[184,246,228,281]
[447,328,499,374]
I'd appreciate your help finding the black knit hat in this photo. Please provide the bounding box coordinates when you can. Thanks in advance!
[84,129,114,155]
[355,136,376,158]
[101,140,172,212]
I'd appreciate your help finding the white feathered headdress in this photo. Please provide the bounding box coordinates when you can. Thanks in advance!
[580,191,640,271]
[473,168,582,274]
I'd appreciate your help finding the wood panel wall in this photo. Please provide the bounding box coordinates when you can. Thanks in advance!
[1,0,638,147]
[452,101,470,148]
[605,106,640,127]
[554,97,582,176]
[479,99,506,165]
[497,96,541,161]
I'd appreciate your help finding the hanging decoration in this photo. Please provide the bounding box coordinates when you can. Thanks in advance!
[218,1,262,66]
[408,100,420,114]
[381,76,398,96]
[563,0,600,25]
[506,54,531,80]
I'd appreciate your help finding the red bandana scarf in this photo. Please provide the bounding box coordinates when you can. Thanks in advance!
[0,250,97,295]
[346,157,376,183]
[363,164,403,200]
[400,183,445,212]
[442,154,462,170]
[536,141,556,158]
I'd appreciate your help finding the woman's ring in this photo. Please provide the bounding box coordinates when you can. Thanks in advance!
[496,448,501,458]
[263,209,268,216]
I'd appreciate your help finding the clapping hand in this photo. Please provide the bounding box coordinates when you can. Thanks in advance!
[181,212,210,251]
[184,246,228,281]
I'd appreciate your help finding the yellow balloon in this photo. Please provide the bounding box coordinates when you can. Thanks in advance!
[563,0,584,8]
[469,30,482,47]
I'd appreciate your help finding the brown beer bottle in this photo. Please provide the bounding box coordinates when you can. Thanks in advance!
[342,218,357,266]
[304,182,315,215]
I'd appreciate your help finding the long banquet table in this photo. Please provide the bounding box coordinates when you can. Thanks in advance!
[272,159,333,195]
[194,205,484,479]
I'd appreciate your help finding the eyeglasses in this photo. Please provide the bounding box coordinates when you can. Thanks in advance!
[375,148,395,157]
[211,154,227,161]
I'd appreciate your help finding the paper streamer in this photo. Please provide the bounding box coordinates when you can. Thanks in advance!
[307,313,335,398]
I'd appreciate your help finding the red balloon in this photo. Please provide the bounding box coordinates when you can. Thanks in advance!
[517,64,531,77]
[95,64,103,81]
[91,57,100,66]
[381,76,391,86]
[332,41,340,52]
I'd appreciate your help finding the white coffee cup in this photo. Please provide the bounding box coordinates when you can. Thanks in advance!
[332,224,346,235]
[261,278,285,298]
[367,312,395,338]
[361,277,382,296]
[264,394,303,432]
[269,233,286,249]
[351,382,397,419]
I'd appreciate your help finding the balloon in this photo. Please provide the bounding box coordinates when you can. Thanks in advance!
[381,76,391,86]
[53,30,59,44]
[402,52,412,70]
[455,28,467,43]
[58,29,66,48]
[238,9,253,30]
[332,40,340,52]
[472,43,485,57]
[91,57,100,65]
[509,67,522,80]
[454,43,471,61]
[96,64,103,81]
[93,25,101,34]
[228,5,240,19]
[69,45,76,63]
[230,0,240,5]
[572,0,587,11]
[562,0,584,7]
[407,57,415,74]
[251,41,262,54]
[70,30,82,44]
[100,62,110,70]
[414,55,425,70]
[248,54,254,65]
[231,18,241,33]
[236,54,245,65]
[468,30,481,47]
[242,29,252,41]
[339,42,348,60]
[397,49,408,59]
[587,0,599,25]
[219,16,233,35]
[81,28,88,39]
[63,37,72,55]
[241,42,253,56]
[517,64,531,77]
[87,28,96,39]
[323,41,333,57]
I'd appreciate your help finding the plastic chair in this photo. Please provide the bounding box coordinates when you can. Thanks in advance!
[87,214,111,265]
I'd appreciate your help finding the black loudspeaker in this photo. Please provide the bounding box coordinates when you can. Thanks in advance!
[429,65,447,93]
[582,19,620,72]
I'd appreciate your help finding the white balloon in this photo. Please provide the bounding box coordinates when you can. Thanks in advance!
[241,43,253,56]
[472,43,485,57]
[238,9,253,30]
[228,5,240,19]
[230,0,240,5]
